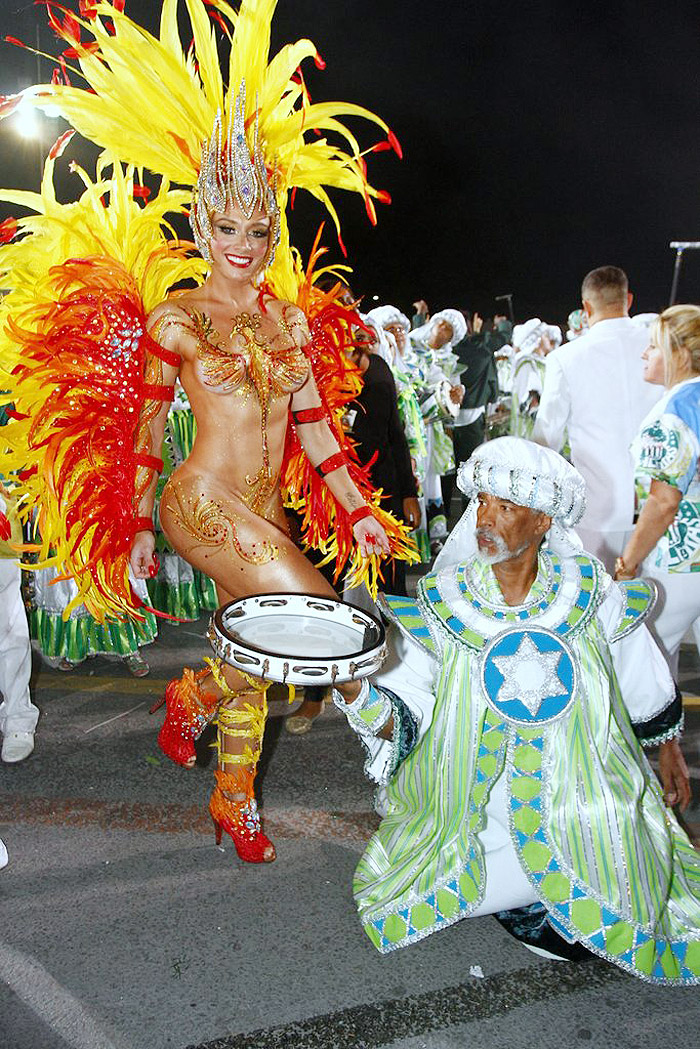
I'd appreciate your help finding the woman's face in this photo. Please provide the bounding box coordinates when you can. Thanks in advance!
[355,327,379,353]
[641,339,666,386]
[208,205,271,282]
[385,322,407,353]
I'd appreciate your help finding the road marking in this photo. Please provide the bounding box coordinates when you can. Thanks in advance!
[0,940,124,1049]
[33,675,168,695]
[83,702,146,734]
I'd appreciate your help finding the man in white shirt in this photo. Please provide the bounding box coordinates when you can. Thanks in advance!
[533,266,661,570]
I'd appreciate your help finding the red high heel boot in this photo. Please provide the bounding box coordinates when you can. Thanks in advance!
[210,768,275,863]
[156,667,219,768]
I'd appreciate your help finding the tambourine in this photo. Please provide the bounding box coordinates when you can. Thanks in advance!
[208,593,387,686]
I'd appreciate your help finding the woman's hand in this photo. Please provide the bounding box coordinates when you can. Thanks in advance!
[130,530,157,579]
[614,555,638,581]
[353,516,391,557]
[658,738,691,810]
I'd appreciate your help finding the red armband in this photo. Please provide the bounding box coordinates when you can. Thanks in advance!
[349,506,373,527]
[134,453,164,473]
[316,452,347,478]
[134,516,154,533]
[142,330,181,368]
[292,405,326,424]
[142,383,175,403]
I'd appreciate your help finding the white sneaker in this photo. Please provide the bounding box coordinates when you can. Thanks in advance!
[1,730,35,763]
[0,838,7,869]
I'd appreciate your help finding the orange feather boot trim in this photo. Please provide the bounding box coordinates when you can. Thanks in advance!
[157,667,219,768]
[209,767,275,863]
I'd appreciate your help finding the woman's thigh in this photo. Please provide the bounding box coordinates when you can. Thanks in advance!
[159,473,337,603]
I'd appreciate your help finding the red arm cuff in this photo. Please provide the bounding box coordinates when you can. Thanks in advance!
[142,383,175,403]
[349,506,373,527]
[316,452,347,478]
[293,405,326,424]
[134,516,154,533]
[143,331,181,368]
[134,453,164,473]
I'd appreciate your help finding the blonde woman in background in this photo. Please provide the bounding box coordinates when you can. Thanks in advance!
[616,305,700,679]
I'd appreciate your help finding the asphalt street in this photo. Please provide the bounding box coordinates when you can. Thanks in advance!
[1,610,699,1049]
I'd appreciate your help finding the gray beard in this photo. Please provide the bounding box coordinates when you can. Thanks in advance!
[475,530,530,565]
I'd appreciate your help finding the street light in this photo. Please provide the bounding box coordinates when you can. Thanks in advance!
[13,98,41,140]
[668,242,700,306]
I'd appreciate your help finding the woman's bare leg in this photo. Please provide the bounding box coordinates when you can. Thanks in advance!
[156,473,337,860]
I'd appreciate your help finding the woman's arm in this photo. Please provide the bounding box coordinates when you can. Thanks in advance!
[290,370,391,556]
[130,307,184,579]
[615,479,682,578]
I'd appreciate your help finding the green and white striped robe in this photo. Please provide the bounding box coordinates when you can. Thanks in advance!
[350,553,700,984]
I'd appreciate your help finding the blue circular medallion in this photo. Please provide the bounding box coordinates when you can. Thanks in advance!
[481,626,576,726]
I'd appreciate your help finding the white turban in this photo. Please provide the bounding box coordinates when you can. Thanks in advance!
[367,305,411,333]
[513,318,561,352]
[412,308,467,348]
[434,436,587,568]
[359,312,395,365]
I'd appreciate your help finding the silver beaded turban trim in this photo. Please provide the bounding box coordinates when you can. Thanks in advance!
[190,82,281,266]
[457,437,587,528]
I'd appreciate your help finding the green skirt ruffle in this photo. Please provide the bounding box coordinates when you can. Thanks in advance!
[146,571,218,621]
[31,607,158,662]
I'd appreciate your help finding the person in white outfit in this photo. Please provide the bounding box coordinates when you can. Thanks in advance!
[533,266,661,572]
[0,487,39,763]
[615,305,700,676]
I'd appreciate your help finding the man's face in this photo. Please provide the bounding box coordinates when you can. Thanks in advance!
[430,319,454,348]
[354,327,378,353]
[475,493,550,564]
[385,322,407,353]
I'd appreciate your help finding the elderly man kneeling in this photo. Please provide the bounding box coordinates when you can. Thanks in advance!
[335,437,699,983]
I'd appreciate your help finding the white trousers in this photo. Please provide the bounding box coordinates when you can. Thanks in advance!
[643,563,700,677]
[574,527,632,576]
[0,560,39,734]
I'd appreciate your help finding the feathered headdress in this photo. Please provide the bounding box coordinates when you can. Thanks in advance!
[0,137,206,620]
[4,0,400,277]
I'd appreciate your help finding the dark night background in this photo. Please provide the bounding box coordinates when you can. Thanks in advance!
[1,0,699,323]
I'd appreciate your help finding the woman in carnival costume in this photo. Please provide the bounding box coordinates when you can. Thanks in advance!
[31,565,156,676]
[0,0,415,863]
[407,310,466,549]
[510,318,562,438]
[367,305,430,561]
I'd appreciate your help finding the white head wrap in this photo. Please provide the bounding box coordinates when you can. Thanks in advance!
[494,343,514,359]
[513,318,561,353]
[412,308,467,349]
[359,312,395,365]
[433,436,587,569]
[367,304,411,333]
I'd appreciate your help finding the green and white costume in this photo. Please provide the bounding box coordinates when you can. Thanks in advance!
[407,311,465,541]
[31,566,157,664]
[337,437,700,984]
[146,384,218,620]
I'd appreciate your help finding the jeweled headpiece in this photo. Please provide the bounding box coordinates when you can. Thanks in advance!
[190,83,281,267]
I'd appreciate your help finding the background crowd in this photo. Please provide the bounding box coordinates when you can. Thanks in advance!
[2,263,699,761]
